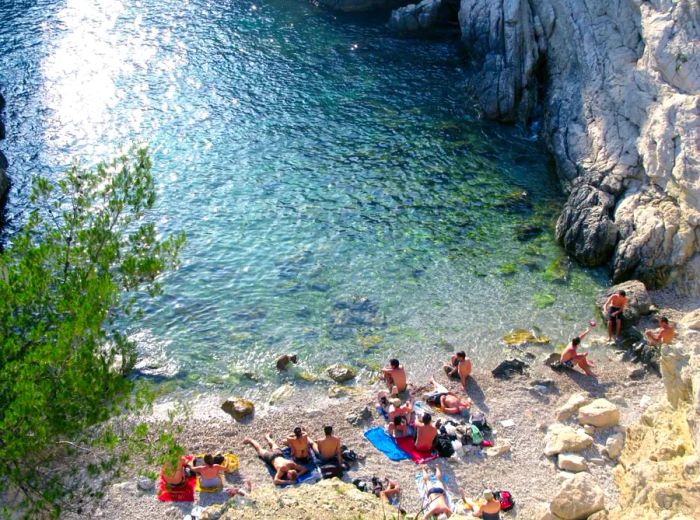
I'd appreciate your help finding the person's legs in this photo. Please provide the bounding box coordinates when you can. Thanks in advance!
[243,437,265,456]
[575,356,595,376]
[607,318,614,340]
[264,433,281,450]
[435,465,443,485]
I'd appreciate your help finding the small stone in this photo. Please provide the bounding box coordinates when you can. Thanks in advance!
[603,432,625,460]
[326,364,357,383]
[221,397,255,420]
[558,453,588,472]
[578,399,620,428]
[346,406,372,426]
[136,476,154,491]
[583,425,596,436]
[486,440,511,457]
[589,457,606,466]
[628,367,646,380]
[556,392,592,421]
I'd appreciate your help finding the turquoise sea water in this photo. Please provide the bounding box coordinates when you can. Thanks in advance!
[0,0,607,397]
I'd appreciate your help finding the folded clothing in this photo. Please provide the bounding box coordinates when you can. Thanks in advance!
[363,427,410,461]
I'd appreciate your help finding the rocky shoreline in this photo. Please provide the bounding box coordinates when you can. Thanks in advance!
[0,88,8,227]
[65,282,698,520]
[316,0,700,295]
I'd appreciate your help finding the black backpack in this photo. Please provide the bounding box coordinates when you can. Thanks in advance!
[433,435,455,458]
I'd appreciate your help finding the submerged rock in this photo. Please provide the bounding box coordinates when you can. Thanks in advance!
[326,364,357,383]
[503,329,550,346]
[221,397,255,420]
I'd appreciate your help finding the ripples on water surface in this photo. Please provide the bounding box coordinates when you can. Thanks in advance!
[0,0,606,397]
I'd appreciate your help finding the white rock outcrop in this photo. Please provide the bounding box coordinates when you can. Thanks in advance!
[544,423,593,456]
[558,453,588,473]
[604,432,625,461]
[555,392,592,422]
[550,472,605,520]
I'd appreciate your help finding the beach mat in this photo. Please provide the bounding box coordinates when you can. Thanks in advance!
[395,436,439,464]
[363,427,410,461]
[264,448,321,486]
[415,471,455,513]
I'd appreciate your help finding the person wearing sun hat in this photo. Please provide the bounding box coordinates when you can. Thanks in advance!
[463,489,501,519]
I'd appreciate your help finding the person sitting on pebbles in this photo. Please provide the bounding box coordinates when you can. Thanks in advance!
[161,455,190,489]
[313,425,343,466]
[191,453,227,490]
[388,397,413,423]
[382,358,407,396]
[244,435,307,486]
[462,489,502,519]
[560,327,595,376]
[644,316,675,346]
[283,426,311,464]
[415,412,438,452]
[443,351,472,389]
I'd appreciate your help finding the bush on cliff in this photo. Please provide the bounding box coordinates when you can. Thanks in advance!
[0,148,185,517]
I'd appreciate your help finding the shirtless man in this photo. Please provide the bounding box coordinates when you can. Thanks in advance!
[191,453,226,489]
[644,316,675,346]
[604,290,628,342]
[284,426,311,463]
[382,358,407,396]
[313,425,343,466]
[421,466,452,519]
[560,328,595,376]
[244,435,307,486]
[443,351,472,389]
[415,413,438,451]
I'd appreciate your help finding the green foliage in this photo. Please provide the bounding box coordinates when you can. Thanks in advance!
[533,292,556,308]
[0,148,185,516]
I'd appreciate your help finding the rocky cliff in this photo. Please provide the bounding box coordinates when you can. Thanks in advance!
[0,90,8,226]
[316,0,700,293]
[461,0,700,293]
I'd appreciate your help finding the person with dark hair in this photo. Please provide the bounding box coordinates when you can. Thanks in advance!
[382,358,407,396]
[421,465,452,519]
[644,316,675,346]
[388,415,409,438]
[443,351,472,389]
[604,290,628,342]
[244,435,307,486]
[191,453,227,489]
[425,378,471,416]
[284,426,310,463]
[415,413,437,451]
[560,327,595,376]
[313,425,342,466]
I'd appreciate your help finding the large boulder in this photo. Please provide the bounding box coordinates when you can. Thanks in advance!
[555,392,592,422]
[550,473,605,520]
[578,399,620,428]
[595,281,652,324]
[544,423,593,456]
[680,309,700,331]
[326,364,357,383]
[388,0,459,33]
[221,397,255,420]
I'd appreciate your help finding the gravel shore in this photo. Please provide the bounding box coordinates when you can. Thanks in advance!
[80,322,668,520]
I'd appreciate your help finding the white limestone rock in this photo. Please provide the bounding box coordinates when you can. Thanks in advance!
[550,472,605,520]
[544,423,594,456]
[578,399,620,428]
[558,453,588,473]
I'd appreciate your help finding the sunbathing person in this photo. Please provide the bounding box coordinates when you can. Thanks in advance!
[462,489,501,519]
[162,455,189,488]
[382,358,407,396]
[644,316,675,346]
[313,425,343,466]
[560,328,595,376]
[443,351,472,389]
[379,478,401,505]
[284,426,311,463]
[421,465,452,519]
[388,415,410,438]
[244,435,307,486]
[377,392,391,418]
[388,397,413,423]
[191,453,226,489]
[426,378,471,416]
[415,413,438,452]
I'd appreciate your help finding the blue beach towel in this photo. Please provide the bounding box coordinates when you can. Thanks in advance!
[416,471,455,515]
[363,427,410,461]
[264,448,321,486]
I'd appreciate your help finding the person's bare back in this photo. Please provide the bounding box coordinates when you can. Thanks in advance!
[285,428,310,461]
[415,415,437,451]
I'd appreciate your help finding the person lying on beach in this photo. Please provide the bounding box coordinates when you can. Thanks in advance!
[377,392,391,418]
[382,358,407,396]
[191,453,227,489]
[421,465,452,519]
[426,378,471,416]
[313,425,343,466]
[162,455,190,488]
[560,328,595,376]
[644,316,675,346]
[443,351,472,389]
[244,435,307,486]
[462,489,501,519]
[283,426,311,463]
[415,413,438,451]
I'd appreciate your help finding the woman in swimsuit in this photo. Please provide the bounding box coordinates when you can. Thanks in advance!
[162,455,189,488]
[191,453,226,489]
[421,465,452,519]
[463,489,501,519]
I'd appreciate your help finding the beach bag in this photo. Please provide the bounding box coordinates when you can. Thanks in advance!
[470,411,490,432]
[434,435,455,458]
[466,424,484,445]
[341,446,358,463]
[320,463,344,479]
[495,490,514,511]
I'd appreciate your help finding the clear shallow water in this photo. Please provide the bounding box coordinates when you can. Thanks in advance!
[0,0,607,398]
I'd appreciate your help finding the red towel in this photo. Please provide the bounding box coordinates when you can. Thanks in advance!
[395,437,439,464]
[157,455,196,502]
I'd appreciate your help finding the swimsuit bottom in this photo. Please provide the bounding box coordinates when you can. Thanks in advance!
[608,306,622,322]
[427,486,445,496]
[294,455,310,464]
[562,359,574,368]
[259,449,284,466]
[199,476,221,488]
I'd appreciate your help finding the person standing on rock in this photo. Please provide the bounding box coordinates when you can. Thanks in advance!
[382,358,407,396]
[560,328,595,376]
[604,290,628,342]
[644,316,675,346]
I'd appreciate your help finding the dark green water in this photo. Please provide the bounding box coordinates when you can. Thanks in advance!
[0,0,606,397]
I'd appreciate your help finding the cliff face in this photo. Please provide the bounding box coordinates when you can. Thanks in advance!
[0,90,8,225]
[456,0,699,292]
